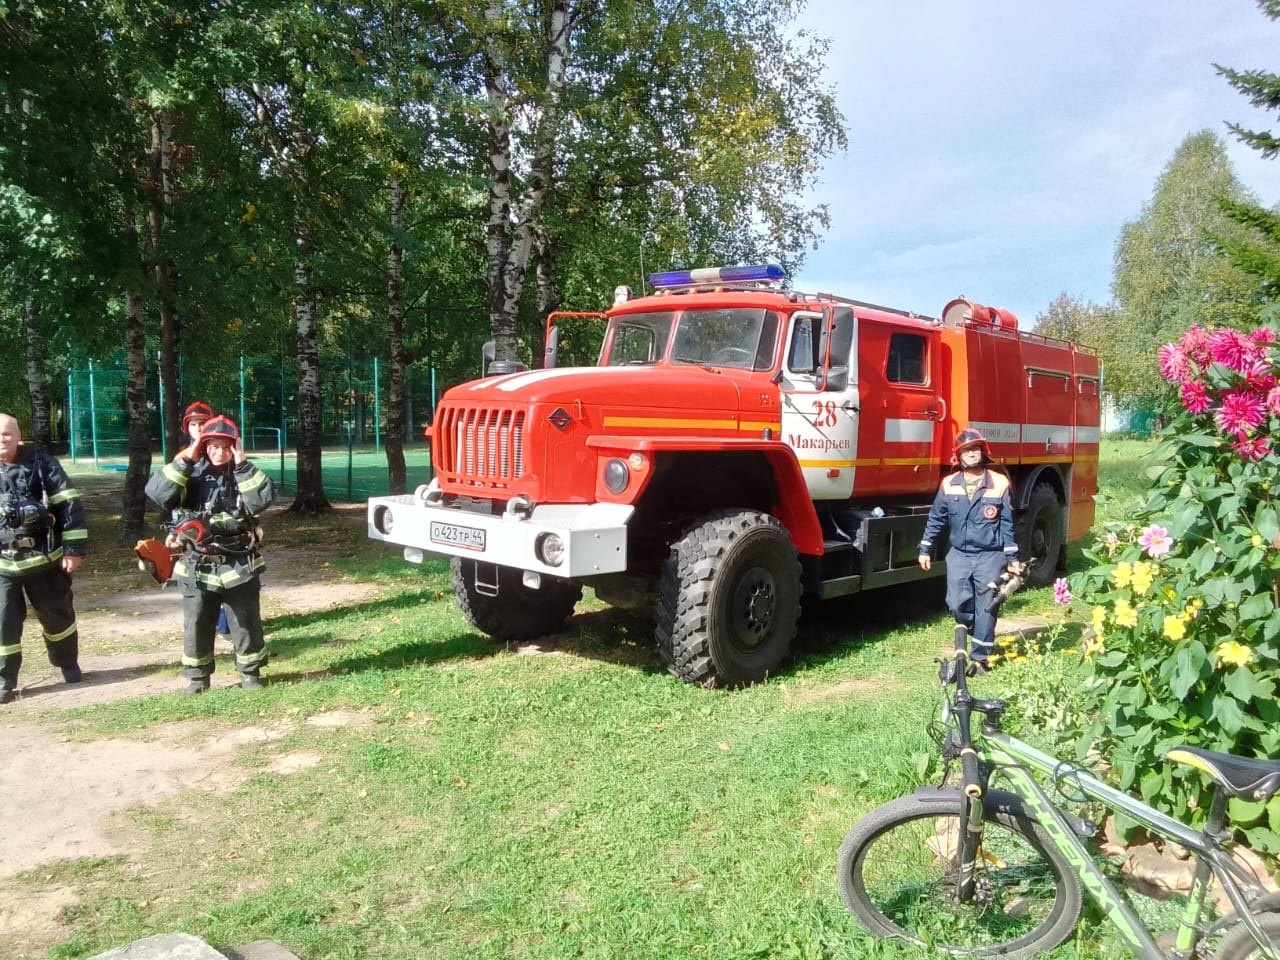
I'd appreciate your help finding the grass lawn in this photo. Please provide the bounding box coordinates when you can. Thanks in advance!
[22,436,1163,959]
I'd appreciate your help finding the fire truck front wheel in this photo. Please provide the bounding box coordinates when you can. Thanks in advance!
[451,558,583,643]
[1018,483,1064,588]
[656,510,801,687]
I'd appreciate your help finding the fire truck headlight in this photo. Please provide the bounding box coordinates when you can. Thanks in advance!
[603,458,629,494]
[373,506,394,534]
[536,532,565,567]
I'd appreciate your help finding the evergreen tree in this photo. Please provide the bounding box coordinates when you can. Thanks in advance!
[1214,0,1280,294]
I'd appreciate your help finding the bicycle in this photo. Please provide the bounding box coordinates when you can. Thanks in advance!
[836,623,1280,959]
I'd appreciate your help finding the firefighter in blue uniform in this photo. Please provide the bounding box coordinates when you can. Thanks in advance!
[918,428,1022,674]
[0,413,87,703]
[145,415,275,694]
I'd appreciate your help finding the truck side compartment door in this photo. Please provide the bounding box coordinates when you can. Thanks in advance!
[780,306,859,500]
[857,323,943,497]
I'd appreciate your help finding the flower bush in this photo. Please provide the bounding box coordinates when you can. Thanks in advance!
[1069,316,1280,854]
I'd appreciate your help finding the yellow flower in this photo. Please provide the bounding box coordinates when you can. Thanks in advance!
[1082,629,1105,659]
[1162,585,1177,602]
[1113,598,1138,628]
[1092,605,1107,630]
[1113,562,1133,589]
[1215,641,1255,669]
[1162,614,1188,642]
[1130,561,1155,595]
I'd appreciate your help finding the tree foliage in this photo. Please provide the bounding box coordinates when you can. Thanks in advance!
[1032,292,1113,350]
[1107,131,1261,407]
[1,0,847,500]
[1214,0,1280,296]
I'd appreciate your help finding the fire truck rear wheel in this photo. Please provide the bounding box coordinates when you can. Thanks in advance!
[656,510,801,687]
[1019,483,1063,588]
[451,558,583,643]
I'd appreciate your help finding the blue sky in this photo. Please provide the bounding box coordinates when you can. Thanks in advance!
[788,1,1280,326]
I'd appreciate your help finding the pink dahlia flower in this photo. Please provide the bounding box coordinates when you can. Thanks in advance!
[1215,388,1266,436]
[1138,524,1174,559]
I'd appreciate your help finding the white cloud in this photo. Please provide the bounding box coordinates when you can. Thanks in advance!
[790,0,1280,322]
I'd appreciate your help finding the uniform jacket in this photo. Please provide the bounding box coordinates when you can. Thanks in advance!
[918,468,1018,558]
[0,449,88,577]
[145,455,275,591]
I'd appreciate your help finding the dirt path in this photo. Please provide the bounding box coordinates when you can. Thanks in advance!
[2,495,388,956]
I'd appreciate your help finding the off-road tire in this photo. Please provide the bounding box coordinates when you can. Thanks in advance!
[1018,483,1063,588]
[451,558,582,643]
[655,510,801,687]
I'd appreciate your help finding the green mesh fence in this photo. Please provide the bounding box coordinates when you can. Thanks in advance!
[65,355,439,501]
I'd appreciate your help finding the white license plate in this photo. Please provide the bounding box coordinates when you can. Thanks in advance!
[430,521,486,552]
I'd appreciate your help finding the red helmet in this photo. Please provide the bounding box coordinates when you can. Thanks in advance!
[181,401,214,435]
[197,415,239,453]
[952,427,991,465]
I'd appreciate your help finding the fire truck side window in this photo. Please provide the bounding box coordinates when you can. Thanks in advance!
[886,332,927,384]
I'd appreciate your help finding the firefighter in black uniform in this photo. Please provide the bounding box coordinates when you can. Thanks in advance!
[145,415,275,694]
[0,412,88,704]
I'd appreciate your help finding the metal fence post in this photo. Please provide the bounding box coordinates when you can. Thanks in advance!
[373,356,380,453]
[67,366,77,462]
[88,359,99,468]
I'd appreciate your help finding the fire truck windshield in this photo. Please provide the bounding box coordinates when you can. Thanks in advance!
[671,307,779,370]
[602,308,779,370]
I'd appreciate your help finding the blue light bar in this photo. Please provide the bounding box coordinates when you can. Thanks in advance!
[647,263,787,288]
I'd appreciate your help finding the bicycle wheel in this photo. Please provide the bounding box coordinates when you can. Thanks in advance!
[1213,909,1280,960]
[838,790,1083,958]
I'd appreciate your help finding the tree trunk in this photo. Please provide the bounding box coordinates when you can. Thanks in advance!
[148,108,182,456]
[483,0,573,363]
[385,175,407,494]
[119,201,152,544]
[290,224,331,514]
[22,299,52,449]
[532,228,557,367]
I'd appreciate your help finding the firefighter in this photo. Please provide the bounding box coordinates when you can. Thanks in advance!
[917,427,1022,675]
[178,401,231,642]
[145,415,275,694]
[0,412,87,704]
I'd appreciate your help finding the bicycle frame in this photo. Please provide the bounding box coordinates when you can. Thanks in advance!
[977,728,1280,960]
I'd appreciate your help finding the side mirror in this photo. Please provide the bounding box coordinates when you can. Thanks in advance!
[544,326,560,369]
[825,366,849,392]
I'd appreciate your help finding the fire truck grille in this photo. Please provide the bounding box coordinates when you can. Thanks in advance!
[438,406,526,485]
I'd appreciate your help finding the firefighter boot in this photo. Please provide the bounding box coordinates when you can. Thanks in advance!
[0,687,14,705]
[62,664,83,684]
[240,673,263,691]
[184,678,210,696]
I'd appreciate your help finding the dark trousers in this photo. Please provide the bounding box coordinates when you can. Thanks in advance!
[945,549,1008,664]
[181,577,267,680]
[0,565,79,691]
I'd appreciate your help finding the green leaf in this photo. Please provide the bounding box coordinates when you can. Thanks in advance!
[1229,796,1267,825]
[1212,694,1247,736]
[1223,665,1270,701]
[1257,505,1279,542]
[1238,592,1275,622]
[1169,643,1206,700]
[1190,542,1219,578]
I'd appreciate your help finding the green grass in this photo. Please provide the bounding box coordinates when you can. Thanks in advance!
[23,437,1161,959]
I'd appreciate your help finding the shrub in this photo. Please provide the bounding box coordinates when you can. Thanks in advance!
[1068,315,1280,854]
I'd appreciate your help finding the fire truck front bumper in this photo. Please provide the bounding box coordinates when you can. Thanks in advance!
[367,485,632,578]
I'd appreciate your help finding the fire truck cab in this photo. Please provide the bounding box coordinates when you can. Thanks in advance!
[368,265,1100,686]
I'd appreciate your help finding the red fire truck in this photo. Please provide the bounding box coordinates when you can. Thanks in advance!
[368,265,1100,686]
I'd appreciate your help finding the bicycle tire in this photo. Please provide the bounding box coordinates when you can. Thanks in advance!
[838,790,1083,958]
[1213,909,1280,960]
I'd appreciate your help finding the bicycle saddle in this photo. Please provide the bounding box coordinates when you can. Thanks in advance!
[1167,745,1280,801]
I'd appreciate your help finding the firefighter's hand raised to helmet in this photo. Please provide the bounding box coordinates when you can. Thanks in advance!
[918,553,932,572]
